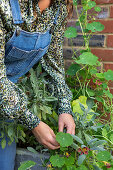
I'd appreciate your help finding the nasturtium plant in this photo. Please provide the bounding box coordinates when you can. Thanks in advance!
[88,1,96,9]
[75,52,98,66]
[56,132,73,147]
[50,154,65,168]
[86,22,104,32]
[64,27,77,38]
[18,160,36,170]
[104,69,113,81]
[96,151,111,162]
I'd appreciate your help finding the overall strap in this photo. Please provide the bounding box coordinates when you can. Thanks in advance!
[9,0,24,24]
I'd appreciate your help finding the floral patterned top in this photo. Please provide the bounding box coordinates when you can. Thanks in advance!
[0,0,73,130]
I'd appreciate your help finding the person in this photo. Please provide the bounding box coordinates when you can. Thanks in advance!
[0,0,75,169]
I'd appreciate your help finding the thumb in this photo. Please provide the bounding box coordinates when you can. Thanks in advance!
[58,121,64,132]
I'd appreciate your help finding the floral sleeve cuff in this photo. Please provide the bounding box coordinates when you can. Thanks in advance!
[19,110,40,130]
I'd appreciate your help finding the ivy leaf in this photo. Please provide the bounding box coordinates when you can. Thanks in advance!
[94,6,101,12]
[87,22,104,32]
[88,1,96,9]
[77,154,86,165]
[65,156,75,166]
[75,52,98,66]
[56,132,73,147]
[18,160,36,170]
[50,155,65,168]
[96,151,111,161]
[104,70,113,81]
[64,27,77,38]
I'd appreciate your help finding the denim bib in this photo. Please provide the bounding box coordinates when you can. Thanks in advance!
[4,0,60,83]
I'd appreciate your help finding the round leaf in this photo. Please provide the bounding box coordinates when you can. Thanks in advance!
[87,22,104,32]
[94,6,101,12]
[75,52,98,66]
[64,27,77,38]
[50,155,65,168]
[65,156,75,166]
[96,151,111,161]
[56,132,73,147]
[104,70,113,81]
[66,64,81,76]
[88,1,96,9]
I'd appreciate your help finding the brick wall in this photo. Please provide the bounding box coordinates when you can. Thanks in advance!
[63,0,113,91]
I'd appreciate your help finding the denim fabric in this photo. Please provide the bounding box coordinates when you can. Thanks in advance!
[4,0,60,83]
[0,136,16,170]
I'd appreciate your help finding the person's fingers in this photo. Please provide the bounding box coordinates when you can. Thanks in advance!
[58,121,64,132]
[43,142,60,150]
[72,127,75,135]
[66,125,72,134]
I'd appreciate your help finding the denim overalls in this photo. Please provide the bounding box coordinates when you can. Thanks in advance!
[0,1,60,170]
[4,0,60,83]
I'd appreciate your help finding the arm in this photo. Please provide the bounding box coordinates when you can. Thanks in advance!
[0,16,40,130]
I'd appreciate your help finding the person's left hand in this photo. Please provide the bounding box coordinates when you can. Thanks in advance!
[58,113,75,135]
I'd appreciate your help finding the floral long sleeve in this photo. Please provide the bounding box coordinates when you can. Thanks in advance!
[0,17,40,130]
[40,4,73,115]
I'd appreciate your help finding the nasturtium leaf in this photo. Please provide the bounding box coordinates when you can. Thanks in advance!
[88,1,96,9]
[18,160,36,170]
[67,165,77,170]
[94,6,101,12]
[96,73,104,79]
[65,156,75,166]
[90,68,97,75]
[66,64,81,76]
[103,90,113,98]
[50,155,65,168]
[77,154,86,165]
[86,22,104,32]
[64,27,77,38]
[75,52,98,65]
[104,69,113,81]
[87,88,95,97]
[77,165,88,170]
[56,132,73,147]
[96,151,111,161]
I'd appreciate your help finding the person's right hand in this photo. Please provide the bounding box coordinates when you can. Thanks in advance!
[31,121,60,150]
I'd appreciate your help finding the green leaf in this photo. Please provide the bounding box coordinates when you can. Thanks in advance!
[64,27,77,38]
[75,52,98,66]
[18,160,36,170]
[71,143,79,150]
[50,155,65,168]
[56,132,73,147]
[93,140,107,147]
[1,138,6,149]
[66,64,81,76]
[83,133,92,143]
[67,165,77,170]
[71,135,83,144]
[64,156,75,166]
[73,0,77,6]
[87,88,95,97]
[8,126,14,137]
[77,154,86,165]
[90,68,97,75]
[88,1,96,9]
[104,69,113,81]
[77,165,88,170]
[96,73,104,79]
[110,134,113,143]
[94,7,101,12]
[27,147,38,154]
[97,151,111,161]
[87,22,104,32]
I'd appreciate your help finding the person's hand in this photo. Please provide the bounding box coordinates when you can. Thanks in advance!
[38,0,51,13]
[58,113,75,135]
[32,121,60,150]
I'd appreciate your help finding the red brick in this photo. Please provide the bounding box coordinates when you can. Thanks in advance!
[110,6,113,18]
[95,0,113,4]
[106,35,113,48]
[91,48,113,62]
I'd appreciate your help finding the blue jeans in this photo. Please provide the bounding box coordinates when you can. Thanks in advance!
[0,136,16,170]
